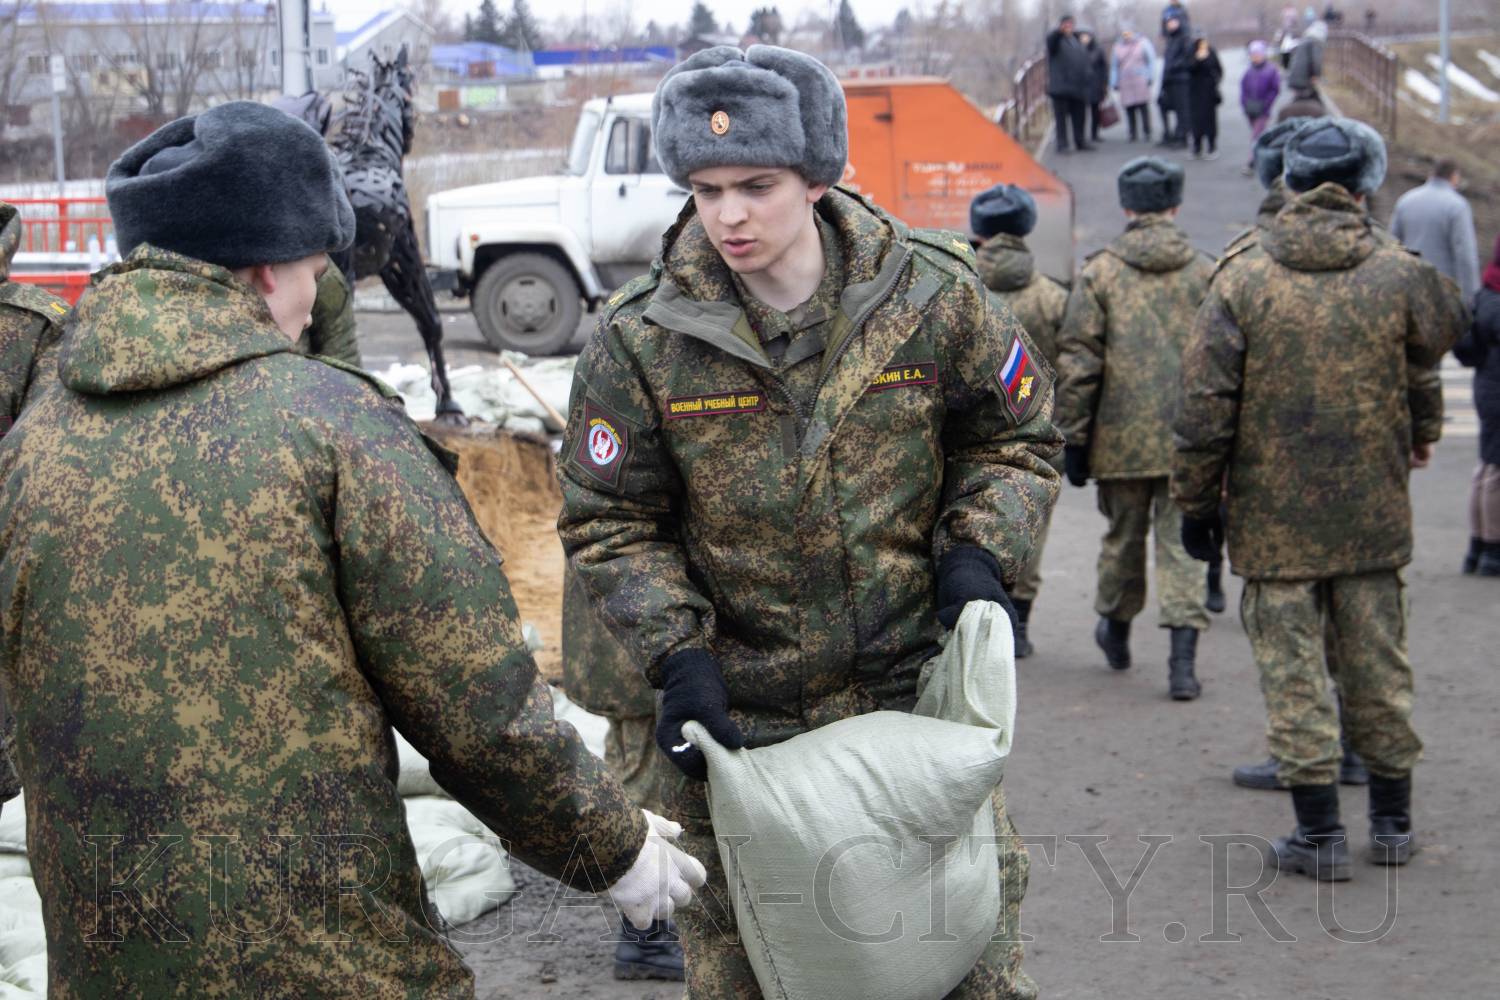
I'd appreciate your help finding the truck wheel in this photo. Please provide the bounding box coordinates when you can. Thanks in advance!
[472,253,584,355]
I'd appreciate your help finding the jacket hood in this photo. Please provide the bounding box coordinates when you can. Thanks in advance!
[1108,215,1199,272]
[1256,180,1288,228]
[976,234,1036,292]
[1261,183,1376,272]
[0,202,19,281]
[59,245,292,394]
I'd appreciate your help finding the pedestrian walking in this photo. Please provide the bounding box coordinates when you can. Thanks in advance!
[1188,34,1224,159]
[1157,12,1193,147]
[1111,25,1157,141]
[1047,14,1093,153]
[1057,156,1215,700]
[1286,17,1326,99]
[973,183,1070,657]
[1078,28,1110,142]
[1454,234,1500,577]
[1391,159,1481,305]
[560,44,1060,998]
[1175,118,1468,881]
[1240,40,1282,172]
[0,102,704,996]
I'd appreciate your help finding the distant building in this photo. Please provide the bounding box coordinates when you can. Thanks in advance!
[430,42,534,82]
[335,8,434,80]
[676,32,748,57]
[1,1,338,131]
[531,46,676,80]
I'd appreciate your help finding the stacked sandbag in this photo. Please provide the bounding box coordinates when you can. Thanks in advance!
[685,601,1016,1000]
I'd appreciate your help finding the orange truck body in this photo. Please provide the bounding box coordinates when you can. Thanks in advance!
[842,78,1075,283]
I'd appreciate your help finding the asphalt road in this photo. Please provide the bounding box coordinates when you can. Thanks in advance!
[347,53,1498,994]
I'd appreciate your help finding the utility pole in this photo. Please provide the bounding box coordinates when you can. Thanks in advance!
[1438,0,1451,123]
[48,55,66,199]
[278,0,314,95]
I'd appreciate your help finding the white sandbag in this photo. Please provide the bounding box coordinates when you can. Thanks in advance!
[404,797,517,927]
[685,601,1016,1000]
[393,730,448,798]
[0,795,25,854]
[0,875,44,998]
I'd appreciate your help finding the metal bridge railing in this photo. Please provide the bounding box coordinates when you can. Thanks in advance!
[1326,31,1399,139]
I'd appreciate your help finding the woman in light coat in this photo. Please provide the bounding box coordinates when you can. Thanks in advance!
[1111,25,1157,141]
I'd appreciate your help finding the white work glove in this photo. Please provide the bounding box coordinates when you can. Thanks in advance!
[604,809,708,930]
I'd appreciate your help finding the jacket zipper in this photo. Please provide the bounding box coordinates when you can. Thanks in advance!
[810,248,914,405]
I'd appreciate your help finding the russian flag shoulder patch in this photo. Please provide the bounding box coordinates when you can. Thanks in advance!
[995,337,1042,422]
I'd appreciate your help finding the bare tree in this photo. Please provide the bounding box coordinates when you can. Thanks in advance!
[199,3,278,102]
[0,2,34,138]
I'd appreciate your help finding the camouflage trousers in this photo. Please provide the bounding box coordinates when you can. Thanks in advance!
[1241,570,1422,786]
[1011,504,1052,603]
[603,713,664,816]
[1094,477,1209,630]
[665,774,1037,1000]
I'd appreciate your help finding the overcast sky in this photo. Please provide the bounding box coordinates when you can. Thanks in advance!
[322,1,925,35]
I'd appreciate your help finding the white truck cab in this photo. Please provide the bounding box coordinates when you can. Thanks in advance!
[427,92,686,354]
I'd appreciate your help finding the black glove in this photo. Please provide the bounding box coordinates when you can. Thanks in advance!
[1064,444,1091,487]
[654,649,745,782]
[936,546,1018,632]
[1181,512,1225,562]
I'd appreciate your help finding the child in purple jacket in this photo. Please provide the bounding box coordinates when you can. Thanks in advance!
[1241,41,1282,171]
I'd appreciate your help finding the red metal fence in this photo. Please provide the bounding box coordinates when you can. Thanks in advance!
[1326,31,1399,139]
[9,197,114,255]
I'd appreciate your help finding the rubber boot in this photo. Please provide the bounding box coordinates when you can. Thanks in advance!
[1233,756,1287,790]
[1479,541,1500,577]
[1269,784,1352,881]
[1367,774,1416,865]
[614,916,685,981]
[1462,536,1483,574]
[1095,615,1131,670]
[1013,599,1034,659]
[1205,560,1226,614]
[1167,627,1201,700]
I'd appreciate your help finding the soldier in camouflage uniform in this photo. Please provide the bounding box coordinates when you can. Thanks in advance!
[0,102,704,997]
[1056,157,1214,700]
[972,183,1067,659]
[560,567,687,981]
[299,260,364,367]
[1227,117,1373,793]
[1174,118,1467,880]
[559,45,1059,999]
[0,199,72,814]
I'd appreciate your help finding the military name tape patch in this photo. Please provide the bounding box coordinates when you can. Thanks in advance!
[996,338,1038,420]
[867,361,938,393]
[573,402,629,486]
[665,390,766,419]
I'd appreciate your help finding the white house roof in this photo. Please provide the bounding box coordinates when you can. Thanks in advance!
[335,8,432,62]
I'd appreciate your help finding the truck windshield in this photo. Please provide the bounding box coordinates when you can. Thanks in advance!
[566,110,602,175]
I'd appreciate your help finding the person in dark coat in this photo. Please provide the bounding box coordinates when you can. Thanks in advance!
[1455,233,1500,576]
[1187,34,1223,159]
[1157,12,1192,147]
[1079,28,1110,142]
[1048,14,1094,153]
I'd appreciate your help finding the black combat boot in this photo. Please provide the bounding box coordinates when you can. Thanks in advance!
[1094,615,1131,670]
[1270,784,1352,881]
[1232,756,1287,790]
[1013,599,1035,659]
[1479,541,1500,577]
[1167,627,1201,700]
[1367,773,1416,865]
[614,916,685,981]
[1462,536,1483,574]
[1205,561,1226,613]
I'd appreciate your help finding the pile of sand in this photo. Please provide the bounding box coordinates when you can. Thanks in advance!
[424,425,566,683]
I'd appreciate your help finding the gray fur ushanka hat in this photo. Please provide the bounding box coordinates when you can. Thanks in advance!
[1117,156,1185,213]
[107,100,355,269]
[651,45,848,190]
[1282,117,1387,195]
[970,184,1039,239]
[1252,116,1314,189]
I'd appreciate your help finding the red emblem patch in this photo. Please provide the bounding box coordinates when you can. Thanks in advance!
[573,401,629,487]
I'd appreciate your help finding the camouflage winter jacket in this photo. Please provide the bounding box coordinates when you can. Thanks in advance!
[1057,213,1214,479]
[0,246,646,998]
[298,260,363,368]
[1,202,69,439]
[977,233,1069,368]
[558,187,1061,747]
[1174,183,1468,580]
